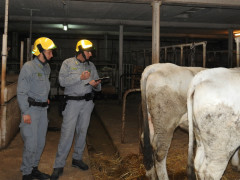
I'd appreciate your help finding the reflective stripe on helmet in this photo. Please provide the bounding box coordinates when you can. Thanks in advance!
[75,39,93,52]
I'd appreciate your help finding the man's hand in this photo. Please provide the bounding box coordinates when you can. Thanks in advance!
[80,71,90,80]
[89,79,101,87]
[23,114,31,124]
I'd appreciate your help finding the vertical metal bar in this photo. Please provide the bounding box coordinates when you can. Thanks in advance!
[228,29,233,68]
[143,49,146,67]
[203,43,206,68]
[121,88,141,143]
[127,64,132,89]
[1,0,9,105]
[235,37,240,67]
[118,25,123,101]
[164,47,167,62]
[104,34,108,61]
[180,46,183,66]
[26,38,30,62]
[20,41,24,69]
[151,0,161,64]
[29,10,33,61]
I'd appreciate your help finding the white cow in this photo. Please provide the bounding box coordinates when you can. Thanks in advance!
[141,63,204,179]
[187,67,240,180]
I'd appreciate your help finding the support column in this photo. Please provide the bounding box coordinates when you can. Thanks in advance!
[104,34,108,61]
[29,9,33,61]
[26,38,31,61]
[203,43,206,68]
[143,49,146,67]
[164,47,167,62]
[235,37,240,67]
[20,41,24,69]
[1,0,9,105]
[118,25,123,101]
[151,0,161,64]
[228,29,233,68]
[12,32,19,61]
[180,46,183,66]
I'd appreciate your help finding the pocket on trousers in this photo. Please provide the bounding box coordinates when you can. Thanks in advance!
[19,122,33,138]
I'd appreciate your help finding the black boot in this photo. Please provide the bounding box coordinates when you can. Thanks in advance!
[31,166,50,179]
[50,168,63,180]
[22,174,32,180]
[72,159,89,170]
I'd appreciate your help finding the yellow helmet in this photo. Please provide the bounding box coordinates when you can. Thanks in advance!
[76,39,93,52]
[32,37,56,56]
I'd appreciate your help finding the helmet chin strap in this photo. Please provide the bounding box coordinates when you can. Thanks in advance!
[37,44,48,65]
[77,45,90,65]
[77,51,89,65]
[81,52,90,65]
[42,52,49,64]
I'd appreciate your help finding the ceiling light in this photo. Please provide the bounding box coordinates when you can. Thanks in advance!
[63,24,68,31]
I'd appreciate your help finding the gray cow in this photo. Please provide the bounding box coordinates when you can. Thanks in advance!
[141,63,204,179]
[187,67,240,180]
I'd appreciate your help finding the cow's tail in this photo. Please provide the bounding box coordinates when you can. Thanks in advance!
[187,82,196,180]
[140,65,156,171]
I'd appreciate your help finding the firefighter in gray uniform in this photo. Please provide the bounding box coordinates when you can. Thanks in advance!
[50,39,101,180]
[17,37,56,180]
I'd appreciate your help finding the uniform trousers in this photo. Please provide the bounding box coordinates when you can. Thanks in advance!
[54,99,94,168]
[20,107,48,175]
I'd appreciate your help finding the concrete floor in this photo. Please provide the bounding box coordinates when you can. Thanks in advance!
[0,131,93,180]
[0,100,94,180]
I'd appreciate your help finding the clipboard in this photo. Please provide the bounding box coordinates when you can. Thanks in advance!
[95,76,110,81]
[85,76,110,86]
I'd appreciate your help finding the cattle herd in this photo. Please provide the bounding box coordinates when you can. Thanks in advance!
[140,63,240,180]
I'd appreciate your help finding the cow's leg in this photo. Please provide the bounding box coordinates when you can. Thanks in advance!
[231,149,240,171]
[196,153,229,180]
[151,130,174,180]
[148,86,186,180]
[145,166,158,180]
[195,133,233,179]
[193,140,205,179]
[155,155,168,180]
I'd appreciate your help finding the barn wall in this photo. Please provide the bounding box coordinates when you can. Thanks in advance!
[0,84,21,149]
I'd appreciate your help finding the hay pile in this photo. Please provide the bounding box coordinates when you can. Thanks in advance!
[90,153,147,180]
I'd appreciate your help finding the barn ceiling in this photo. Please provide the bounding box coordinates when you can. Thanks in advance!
[1,0,240,39]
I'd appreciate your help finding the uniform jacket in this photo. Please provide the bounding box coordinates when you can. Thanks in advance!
[17,57,50,115]
[59,57,101,96]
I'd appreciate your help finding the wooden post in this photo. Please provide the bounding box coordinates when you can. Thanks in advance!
[1,0,9,105]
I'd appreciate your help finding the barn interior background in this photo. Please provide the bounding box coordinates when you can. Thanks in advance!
[1,0,240,179]
[1,0,240,100]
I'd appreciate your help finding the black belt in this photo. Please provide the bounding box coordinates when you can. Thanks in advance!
[65,93,94,101]
[28,97,48,107]
[66,95,85,100]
